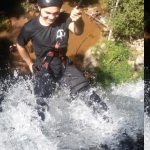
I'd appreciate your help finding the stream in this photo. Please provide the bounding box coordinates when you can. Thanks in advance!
[0,70,144,150]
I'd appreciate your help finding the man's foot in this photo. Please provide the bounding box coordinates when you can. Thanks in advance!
[36,98,49,109]
[90,91,108,111]
[0,105,2,112]
[37,110,45,121]
[35,98,49,121]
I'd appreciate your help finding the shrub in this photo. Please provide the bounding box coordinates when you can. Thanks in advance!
[92,40,135,88]
[107,0,144,40]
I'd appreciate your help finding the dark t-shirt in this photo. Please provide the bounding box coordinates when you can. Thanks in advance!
[17,12,72,60]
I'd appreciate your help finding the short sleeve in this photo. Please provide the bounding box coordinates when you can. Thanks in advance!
[16,25,31,46]
[65,15,72,28]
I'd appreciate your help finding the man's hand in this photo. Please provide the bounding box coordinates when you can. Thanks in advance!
[70,7,82,22]
[29,63,34,73]
[68,7,84,35]
[16,43,34,73]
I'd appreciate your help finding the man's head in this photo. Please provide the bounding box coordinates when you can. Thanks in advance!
[37,0,63,25]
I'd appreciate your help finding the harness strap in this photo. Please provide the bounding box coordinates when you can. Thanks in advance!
[32,50,73,74]
[42,51,67,69]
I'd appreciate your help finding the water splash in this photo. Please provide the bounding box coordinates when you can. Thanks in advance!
[144,66,150,150]
[0,72,144,150]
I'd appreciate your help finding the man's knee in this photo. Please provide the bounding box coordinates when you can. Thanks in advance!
[32,70,56,97]
[62,65,90,94]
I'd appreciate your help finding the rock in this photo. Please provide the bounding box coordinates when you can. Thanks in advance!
[133,71,139,78]
[83,48,98,71]
[135,55,144,70]
[136,47,143,54]
[128,38,144,54]
[85,7,100,17]
[136,55,144,65]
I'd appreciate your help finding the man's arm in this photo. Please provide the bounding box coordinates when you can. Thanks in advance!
[16,43,33,73]
[68,7,84,35]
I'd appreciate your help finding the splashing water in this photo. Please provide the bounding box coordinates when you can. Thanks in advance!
[145,114,150,150]
[0,71,144,150]
[144,67,150,150]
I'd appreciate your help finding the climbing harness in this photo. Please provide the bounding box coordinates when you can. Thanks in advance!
[42,51,66,69]
[32,49,72,78]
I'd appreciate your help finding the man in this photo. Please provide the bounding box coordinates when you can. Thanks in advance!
[17,0,107,120]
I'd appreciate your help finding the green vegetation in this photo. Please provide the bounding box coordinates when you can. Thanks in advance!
[91,40,136,88]
[107,0,144,40]
[0,16,11,32]
[87,0,144,88]
[0,16,7,26]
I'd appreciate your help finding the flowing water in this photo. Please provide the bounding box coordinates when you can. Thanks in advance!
[0,70,144,150]
[144,114,150,150]
[144,67,150,150]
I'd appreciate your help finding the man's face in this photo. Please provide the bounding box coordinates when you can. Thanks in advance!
[39,6,60,25]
